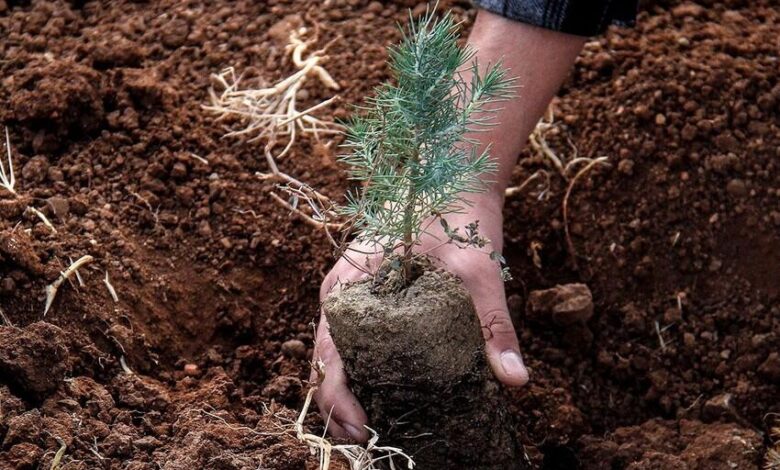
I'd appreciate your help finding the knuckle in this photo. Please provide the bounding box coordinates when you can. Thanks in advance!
[479,309,517,340]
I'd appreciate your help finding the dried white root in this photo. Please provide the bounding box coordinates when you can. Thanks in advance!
[50,439,67,470]
[297,361,415,470]
[27,207,57,234]
[205,27,343,176]
[562,156,611,270]
[527,106,608,182]
[44,255,94,316]
[104,271,119,303]
[69,257,85,287]
[1,127,17,196]
[119,355,134,375]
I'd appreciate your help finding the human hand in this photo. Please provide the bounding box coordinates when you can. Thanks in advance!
[311,193,529,442]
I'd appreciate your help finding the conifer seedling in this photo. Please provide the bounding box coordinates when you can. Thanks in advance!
[339,9,514,282]
[322,10,522,468]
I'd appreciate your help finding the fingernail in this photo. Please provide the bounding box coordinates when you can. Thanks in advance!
[343,423,365,441]
[500,350,528,380]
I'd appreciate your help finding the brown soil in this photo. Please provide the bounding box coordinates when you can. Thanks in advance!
[0,0,777,469]
[326,267,520,469]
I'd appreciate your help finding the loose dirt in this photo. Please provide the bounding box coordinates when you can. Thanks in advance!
[0,0,777,468]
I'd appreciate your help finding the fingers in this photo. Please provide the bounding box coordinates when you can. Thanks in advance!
[462,269,530,387]
[312,316,369,442]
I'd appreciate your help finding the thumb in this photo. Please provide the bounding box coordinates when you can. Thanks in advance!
[467,278,530,387]
[480,307,530,386]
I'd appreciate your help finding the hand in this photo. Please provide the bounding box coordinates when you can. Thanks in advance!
[311,193,529,442]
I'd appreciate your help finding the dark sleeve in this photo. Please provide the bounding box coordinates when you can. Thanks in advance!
[471,0,639,36]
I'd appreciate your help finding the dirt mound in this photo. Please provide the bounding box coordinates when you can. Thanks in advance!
[7,60,105,154]
[0,322,69,400]
[0,0,777,468]
[578,419,762,469]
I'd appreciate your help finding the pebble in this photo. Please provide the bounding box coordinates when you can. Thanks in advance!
[726,179,747,197]
[617,159,635,176]
[527,284,594,326]
[0,277,15,294]
[46,197,70,220]
[281,339,307,359]
[683,332,695,348]
[702,393,735,421]
[183,364,199,376]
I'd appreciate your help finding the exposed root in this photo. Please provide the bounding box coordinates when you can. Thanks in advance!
[528,108,566,178]
[27,207,57,234]
[0,307,14,327]
[297,361,415,470]
[1,127,17,196]
[69,257,85,287]
[504,170,550,200]
[562,157,611,270]
[44,255,94,316]
[119,355,134,375]
[204,26,343,174]
[104,271,119,303]
[49,439,67,470]
[528,106,607,183]
[269,192,343,232]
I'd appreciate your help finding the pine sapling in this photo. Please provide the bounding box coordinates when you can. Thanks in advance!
[339,10,513,282]
[322,10,523,469]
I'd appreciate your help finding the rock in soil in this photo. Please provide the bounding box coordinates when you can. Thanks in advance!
[326,267,522,469]
[527,283,594,326]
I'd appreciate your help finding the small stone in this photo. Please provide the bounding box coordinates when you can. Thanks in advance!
[621,303,646,334]
[170,162,188,179]
[46,197,70,221]
[0,277,15,294]
[527,284,594,326]
[708,257,722,272]
[633,104,650,118]
[82,219,96,232]
[617,159,635,176]
[683,332,695,348]
[183,363,199,376]
[366,1,383,13]
[281,339,307,359]
[703,393,734,422]
[726,179,747,197]
[655,114,667,125]
[133,435,163,450]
